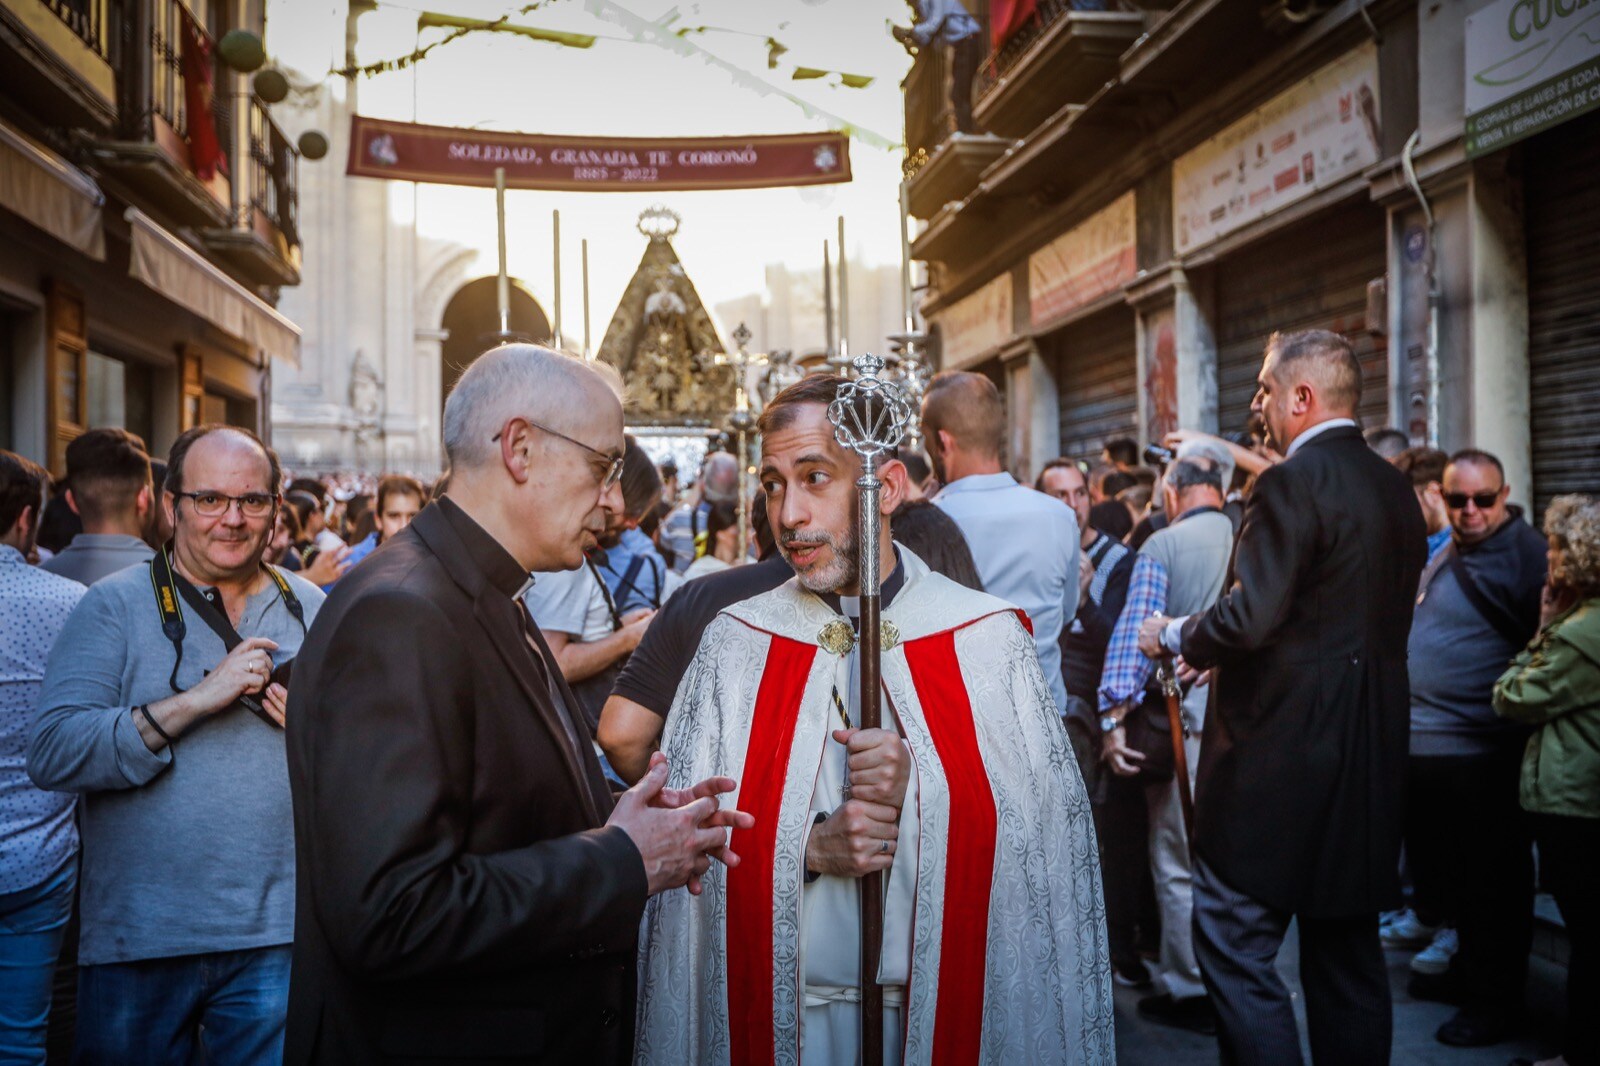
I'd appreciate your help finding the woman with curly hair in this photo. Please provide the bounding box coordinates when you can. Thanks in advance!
[1495,494,1600,1066]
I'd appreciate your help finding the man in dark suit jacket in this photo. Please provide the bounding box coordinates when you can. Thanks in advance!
[1140,329,1426,1065]
[285,346,750,1064]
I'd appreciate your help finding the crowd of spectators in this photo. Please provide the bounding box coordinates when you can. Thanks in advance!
[0,329,1594,1064]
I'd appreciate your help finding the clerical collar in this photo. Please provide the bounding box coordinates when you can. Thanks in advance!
[817,547,905,621]
[436,496,532,599]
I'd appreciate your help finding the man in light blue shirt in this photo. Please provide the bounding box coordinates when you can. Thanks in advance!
[892,0,984,133]
[39,428,156,587]
[0,452,87,1061]
[924,371,1079,713]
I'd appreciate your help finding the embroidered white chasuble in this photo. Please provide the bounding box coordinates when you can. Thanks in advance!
[634,548,1113,1066]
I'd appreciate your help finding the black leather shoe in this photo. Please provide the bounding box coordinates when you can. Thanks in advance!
[1137,993,1217,1035]
[1435,1007,1523,1047]
[1111,957,1152,989]
[1407,970,1466,1005]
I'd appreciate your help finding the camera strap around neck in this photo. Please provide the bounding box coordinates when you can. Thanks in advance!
[148,547,305,721]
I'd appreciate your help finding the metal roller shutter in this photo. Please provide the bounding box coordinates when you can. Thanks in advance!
[1524,111,1600,516]
[1213,206,1389,435]
[1049,307,1138,463]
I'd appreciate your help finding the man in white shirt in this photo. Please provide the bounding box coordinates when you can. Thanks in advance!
[923,371,1080,713]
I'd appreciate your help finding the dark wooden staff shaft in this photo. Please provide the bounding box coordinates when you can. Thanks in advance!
[857,471,885,1066]
[858,587,884,1066]
[1162,663,1196,847]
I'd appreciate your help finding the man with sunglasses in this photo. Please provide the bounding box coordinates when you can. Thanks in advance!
[30,424,324,1064]
[1405,448,1547,1048]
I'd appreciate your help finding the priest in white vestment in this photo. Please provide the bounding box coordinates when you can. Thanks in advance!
[634,376,1113,1066]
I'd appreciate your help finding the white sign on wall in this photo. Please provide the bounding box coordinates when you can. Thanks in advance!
[1029,192,1137,330]
[1173,43,1381,255]
[1465,0,1600,156]
[936,274,1013,369]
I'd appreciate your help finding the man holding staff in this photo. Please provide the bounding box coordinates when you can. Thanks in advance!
[634,367,1112,1065]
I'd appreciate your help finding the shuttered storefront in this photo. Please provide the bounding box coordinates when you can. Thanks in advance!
[1524,110,1600,515]
[1213,203,1389,435]
[1048,307,1138,463]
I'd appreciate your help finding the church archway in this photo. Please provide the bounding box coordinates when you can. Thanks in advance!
[440,277,551,411]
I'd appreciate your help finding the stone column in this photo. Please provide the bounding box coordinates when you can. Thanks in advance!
[1000,338,1058,481]
[1128,264,1217,442]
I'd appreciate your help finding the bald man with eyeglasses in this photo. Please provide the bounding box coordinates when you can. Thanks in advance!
[283,345,752,1065]
[30,424,326,1062]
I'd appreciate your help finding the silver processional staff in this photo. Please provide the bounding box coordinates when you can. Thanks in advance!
[827,353,914,1066]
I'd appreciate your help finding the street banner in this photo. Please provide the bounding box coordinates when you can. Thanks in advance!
[346,116,851,192]
[1173,44,1380,255]
[1029,191,1136,329]
[936,273,1013,369]
[1464,0,1600,157]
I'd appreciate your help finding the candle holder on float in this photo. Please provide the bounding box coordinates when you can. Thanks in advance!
[885,330,930,452]
[714,323,768,560]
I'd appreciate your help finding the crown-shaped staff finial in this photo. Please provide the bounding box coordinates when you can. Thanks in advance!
[828,352,913,464]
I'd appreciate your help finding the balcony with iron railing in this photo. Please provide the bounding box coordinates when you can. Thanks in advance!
[900,2,1011,221]
[74,0,301,285]
[971,0,1152,138]
[41,0,120,62]
[0,0,124,126]
[86,0,234,227]
[199,93,301,286]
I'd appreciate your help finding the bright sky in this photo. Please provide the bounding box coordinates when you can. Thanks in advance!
[267,0,914,346]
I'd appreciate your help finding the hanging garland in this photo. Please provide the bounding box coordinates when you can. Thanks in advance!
[315,0,897,150]
[330,1,556,79]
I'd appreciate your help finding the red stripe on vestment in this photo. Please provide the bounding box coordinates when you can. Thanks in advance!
[904,629,998,1066]
[726,634,816,1066]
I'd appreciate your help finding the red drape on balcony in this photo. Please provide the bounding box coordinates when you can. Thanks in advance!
[179,9,228,180]
[990,0,1039,49]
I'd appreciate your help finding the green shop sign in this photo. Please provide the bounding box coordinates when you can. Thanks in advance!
[1464,0,1600,156]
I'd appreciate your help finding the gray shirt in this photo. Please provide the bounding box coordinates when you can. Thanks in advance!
[40,533,155,587]
[29,560,323,964]
[1139,509,1234,620]
[1407,559,1524,756]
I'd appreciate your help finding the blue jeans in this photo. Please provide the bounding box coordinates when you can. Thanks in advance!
[75,945,290,1066]
[0,857,77,1066]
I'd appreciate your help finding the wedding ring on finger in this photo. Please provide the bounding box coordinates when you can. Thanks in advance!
[879,839,890,854]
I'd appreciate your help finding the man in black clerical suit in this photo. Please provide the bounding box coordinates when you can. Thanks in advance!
[285,345,750,1064]
[1140,329,1426,1065]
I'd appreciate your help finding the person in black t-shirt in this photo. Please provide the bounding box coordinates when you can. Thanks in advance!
[598,503,783,783]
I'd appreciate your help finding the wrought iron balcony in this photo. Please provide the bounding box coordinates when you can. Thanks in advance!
[903,41,954,179]
[199,93,300,286]
[901,4,1011,221]
[0,0,122,127]
[41,0,120,62]
[972,0,1149,138]
[88,0,232,227]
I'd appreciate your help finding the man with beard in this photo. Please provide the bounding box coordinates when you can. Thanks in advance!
[634,375,1113,1065]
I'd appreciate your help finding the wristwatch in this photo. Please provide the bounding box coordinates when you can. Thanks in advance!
[1099,714,1122,733]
